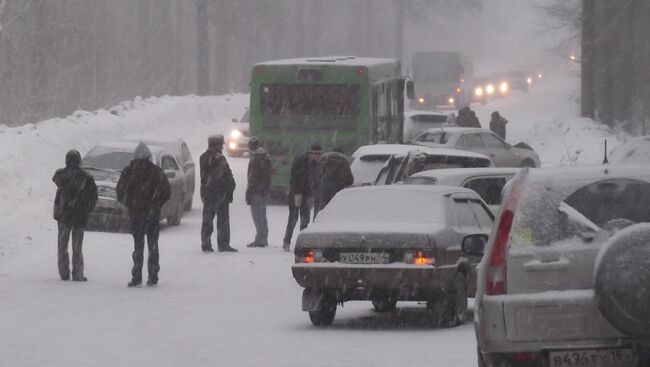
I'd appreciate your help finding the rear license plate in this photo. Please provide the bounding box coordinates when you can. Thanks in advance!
[548,348,633,367]
[339,253,389,264]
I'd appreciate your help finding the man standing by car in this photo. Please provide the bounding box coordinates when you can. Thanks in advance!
[283,144,322,251]
[117,142,171,287]
[200,135,238,253]
[246,137,272,248]
[318,149,353,211]
[455,106,480,128]
[489,111,508,140]
[52,149,98,282]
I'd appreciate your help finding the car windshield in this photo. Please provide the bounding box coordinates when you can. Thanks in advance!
[416,131,452,144]
[83,151,134,171]
[511,178,650,247]
[316,189,445,224]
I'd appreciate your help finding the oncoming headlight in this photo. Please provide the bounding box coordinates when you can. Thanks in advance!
[230,129,242,139]
[474,87,484,97]
[499,81,509,93]
[486,84,495,95]
[418,97,425,104]
[448,97,455,105]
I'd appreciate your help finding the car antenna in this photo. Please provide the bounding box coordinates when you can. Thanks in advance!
[602,139,609,164]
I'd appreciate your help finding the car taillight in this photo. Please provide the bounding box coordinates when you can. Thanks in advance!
[296,249,324,264]
[404,250,435,265]
[485,176,524,295]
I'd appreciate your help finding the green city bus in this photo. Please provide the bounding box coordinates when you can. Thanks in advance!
[249,56,413,198]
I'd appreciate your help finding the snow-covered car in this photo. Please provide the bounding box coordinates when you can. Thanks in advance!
[412,127,541,168]
[350,144,493,187]
[291,185,494,327]
[402,167,519,212]
[471,165,650,367]
[403,110,453,142]
[128,137,195,211]
[226,109,250,157]
[82,142,187,231]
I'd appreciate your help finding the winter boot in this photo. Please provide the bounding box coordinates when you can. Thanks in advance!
[127,279,142,288]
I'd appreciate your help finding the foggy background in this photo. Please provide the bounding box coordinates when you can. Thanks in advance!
[0,0,567,127]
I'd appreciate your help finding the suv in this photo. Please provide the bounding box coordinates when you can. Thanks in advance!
[470,165,650,367]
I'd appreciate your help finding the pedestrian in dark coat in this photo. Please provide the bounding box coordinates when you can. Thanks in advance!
[116,142,171,287]
[52,149,98,281]
[489,111,508,140]
[318,151,353,211]
[199,135,237,253]
[282,144,322,251]
[456,106,481,128]
[246,137,272,248]
[469,110,481,128]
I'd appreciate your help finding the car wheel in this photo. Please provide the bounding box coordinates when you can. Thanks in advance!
[167,197,183,226]
[427,272,468,327]
[520,159,536,168]
[308,296,337,326]
[372,297,397,312]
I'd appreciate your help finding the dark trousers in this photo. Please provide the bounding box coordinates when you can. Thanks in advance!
[201,201,230,249]
[130,218,160,283]
[57,222,85,280]
[283,200,311,244]
[250,193,268,245]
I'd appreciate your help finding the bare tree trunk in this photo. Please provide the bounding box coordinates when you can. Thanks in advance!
[308,0,322,56]
[136,0,152,97]
[196,0,210,95]
[172,0,185,94]
[394,0,404,64]
[295,0,305,57]
[581,0,595,119]
[32,0,49,117]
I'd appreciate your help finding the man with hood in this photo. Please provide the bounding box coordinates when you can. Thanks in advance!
[52,149,98,281]
[489,111,508,140]
[456,106,481,128]
[200,135,237,253]
[283,144,322,251]
[117,142,171,287]
[246,137,272,248]
[318,149,353,211]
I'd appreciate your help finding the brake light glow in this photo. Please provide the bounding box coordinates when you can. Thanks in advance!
[297,249,323,264]
[357,68,365,75]
[456,87,462,94]
[485,178,523,295]
[404,250,435,265]
[255,66,265,74]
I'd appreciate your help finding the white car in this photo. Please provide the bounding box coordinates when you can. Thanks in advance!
[226,109,250,157]
[403,110,453,142]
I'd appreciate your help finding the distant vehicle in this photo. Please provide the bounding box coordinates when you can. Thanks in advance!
[471,77,496,105]
[403,110,452,142]
[472,165,650,367]
[501,70,532,91]
[291,185,494,327]
[129,137,195,211]
[402,167,519,212]
[226,109,250,157]
[349,144,493,187]
[82,142,186,231]
[411,51,472,109]
[486,73,510,98]
[249,56,414,199]
[412,127,541,168]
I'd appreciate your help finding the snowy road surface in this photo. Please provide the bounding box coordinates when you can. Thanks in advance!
[0,72,622,366]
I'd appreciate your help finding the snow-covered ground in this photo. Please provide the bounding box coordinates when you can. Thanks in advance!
[0,71,636,366]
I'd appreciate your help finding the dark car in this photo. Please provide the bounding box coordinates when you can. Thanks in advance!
[291,185,494,327]
[82,142,186,231]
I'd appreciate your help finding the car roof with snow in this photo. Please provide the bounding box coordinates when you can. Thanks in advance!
[404,110,450,118]
[84,141,171,157]
[522,164,650,185]
[421,127,494,135]
[342,183,478,196]
[351,144,491,160]
[410,167,520,182]
[256,56,398,68]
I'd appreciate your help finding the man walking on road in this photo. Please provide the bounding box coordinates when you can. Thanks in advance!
[489,111,508,140]
[200,135,238,253]
[117,143,171,287]
[318,150,353,211]
[283,144,322,251]
[246,137,272,248]
[52,149,98,282]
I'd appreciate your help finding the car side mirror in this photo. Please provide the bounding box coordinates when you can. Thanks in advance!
[164,170,176,179]
[462,234,487,257]
[406,80,415,100]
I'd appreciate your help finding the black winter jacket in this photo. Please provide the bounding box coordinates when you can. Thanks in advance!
[200,148,235,203]
[289,153,319,197]
[319,152,353,208]
[116,159,171,221]
[53,167,98,227]
[247,148,272,194]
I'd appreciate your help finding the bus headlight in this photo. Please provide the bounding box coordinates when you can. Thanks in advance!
[486,84,495,95]
[228,142,237,150]
[448,97,455,105]
[230,129,242,139]
[527,77,533,84]
[474,87,484,97]
[418,97,425,104]
[499,81,509,94]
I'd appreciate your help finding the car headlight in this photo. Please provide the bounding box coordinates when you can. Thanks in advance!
[418,97,425,104]
[230,129,242,139]
[486,84,495,95]
[527,77,533,84]
[474,87,484,97]
[448,97,455,105]
[499,81,509,93]
[228,142,237,150]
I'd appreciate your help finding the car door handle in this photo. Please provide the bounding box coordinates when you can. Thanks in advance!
[523,257,570,272]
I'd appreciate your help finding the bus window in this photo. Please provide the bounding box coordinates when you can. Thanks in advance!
[260,84,359,116]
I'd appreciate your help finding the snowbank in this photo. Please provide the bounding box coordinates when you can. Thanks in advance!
[609,135,650,164]
[0,94,247,261]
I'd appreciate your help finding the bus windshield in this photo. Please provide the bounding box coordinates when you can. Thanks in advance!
[261,84,359,116]
[412,53,461,84]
